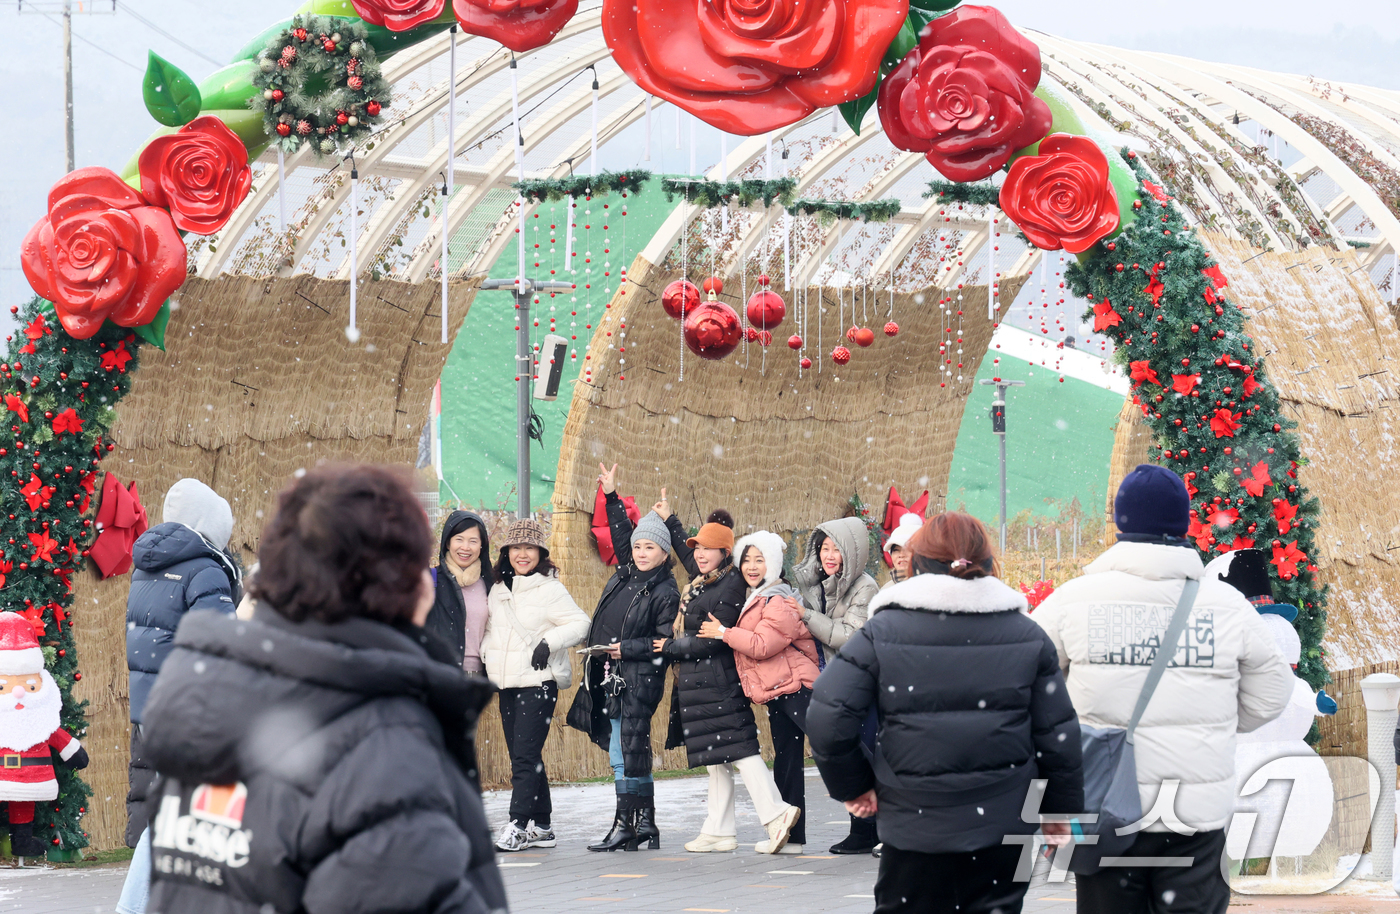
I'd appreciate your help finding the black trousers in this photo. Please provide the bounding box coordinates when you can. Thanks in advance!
[499,682,558,827]
[1075,829,1229,914]
[767,687,811,845]
[874,842,1028,914]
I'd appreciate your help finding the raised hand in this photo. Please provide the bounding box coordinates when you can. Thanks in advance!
[653,487,672,520]
[598,462,619,495]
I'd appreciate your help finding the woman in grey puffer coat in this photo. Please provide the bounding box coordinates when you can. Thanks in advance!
[794,515,880,854]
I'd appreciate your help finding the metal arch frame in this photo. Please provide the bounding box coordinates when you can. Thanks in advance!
[401,71,635,282]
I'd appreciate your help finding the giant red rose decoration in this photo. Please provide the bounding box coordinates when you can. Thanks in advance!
[21,167,186,340]
[454,0,577,53]
[353,0,446,31]
[138,115,252,235]
[877,5,1052,182]
[999,134,1121,254]
[603,0,908,135]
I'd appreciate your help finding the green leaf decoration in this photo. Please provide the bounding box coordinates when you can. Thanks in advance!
[131,300,170,351]
[883,17,919,68]
[909,0,961,13]
[143,51,202,127]
[838,78,880,136]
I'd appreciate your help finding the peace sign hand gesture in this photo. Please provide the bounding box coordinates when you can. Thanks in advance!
[598,462,619,495]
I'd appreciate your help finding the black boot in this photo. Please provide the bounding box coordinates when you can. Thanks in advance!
[632,798,660,851]
[829,813,878,855]
[588,796,638,852]
[10,822,47,859]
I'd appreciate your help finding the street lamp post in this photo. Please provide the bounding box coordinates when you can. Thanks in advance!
[478,277,575,518]
[978,378,1025,553]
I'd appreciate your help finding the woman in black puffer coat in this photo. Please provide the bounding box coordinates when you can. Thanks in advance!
[809,513,1083,914]
[138,465,505,914]
[568,464,680,853]
[654,499,801,855]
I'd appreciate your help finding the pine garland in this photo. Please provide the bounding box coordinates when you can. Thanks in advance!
[1067,151,1329,689]
[923,180,1000,206]
[786,198,902,223]
[0,298,142,855]
[660,177,796,208]
[513,170,652,202]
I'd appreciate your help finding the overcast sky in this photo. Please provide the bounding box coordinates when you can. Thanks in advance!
[1,0,1395,326]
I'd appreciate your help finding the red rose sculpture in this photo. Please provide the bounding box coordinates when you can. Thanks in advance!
[878,5,1051,182]
[353,0,446,31]
[138,116,252,236]
[21,167,186,340]
[453,0,577,53]
[603,0,908,135]
[998,134,1121,254]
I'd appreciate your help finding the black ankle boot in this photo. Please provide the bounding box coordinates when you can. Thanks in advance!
[632,798,659,850]
[829,813,878,855]
[588,796,637,852]
[9,822,47,858]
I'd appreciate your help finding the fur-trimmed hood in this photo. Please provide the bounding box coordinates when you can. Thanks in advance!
[870,572,1028,615]
[794,517,871,604]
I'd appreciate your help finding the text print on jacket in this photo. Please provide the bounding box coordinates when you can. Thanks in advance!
[1031,540,1294,833]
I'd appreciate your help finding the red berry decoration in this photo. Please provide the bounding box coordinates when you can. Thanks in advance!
[831,345,851,365]
[661,279,699,319]
[853,327,876,348]
[702,276,723,295]
[366,100,382,116]
[745,289,786,330]
[683,301,742,360]
[884,321,899,337]
[787,334,803,350]
[800,357,812,369]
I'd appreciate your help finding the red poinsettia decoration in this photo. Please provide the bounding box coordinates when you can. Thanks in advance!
[1143,274,1165,306]
[602,0,907,135]
[455,0,577,53]
[101,340,134,373]
[999,134,1120,253]
[1274,499,1298,535]
[1171,373,1200,395]
[28,531,59,564]
[90,473,149,578]
[1207,505,1239,528]
[19,314,50,355]
[877,5,1052,182]
[353,0,446,31]
[1219,535,1256,553]
[20,473,55,511]
[1129,360,1160,387]
[138,116,252,236]
[19,605,46,638]
[1187,516,1215,551]
[1209,408,1241,438]
[1019,579,1055,610]
[21,167,186,340]
[1242,461,1273,498]
[51,408,83,437]
[0,560,11,590]
[1203,264,1228,291]
[1241,373,1262,398]
[4,392,28,423]
[1142,180,1170,204]
[1092,299,1121,332]
[1272,540,1306,579]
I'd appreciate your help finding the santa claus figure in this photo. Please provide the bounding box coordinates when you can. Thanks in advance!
[0,611,88,858]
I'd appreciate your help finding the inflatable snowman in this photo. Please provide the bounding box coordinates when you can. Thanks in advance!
[1208,549,1335,862]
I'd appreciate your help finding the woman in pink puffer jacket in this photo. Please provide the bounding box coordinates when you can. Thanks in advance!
[698,530,819,853]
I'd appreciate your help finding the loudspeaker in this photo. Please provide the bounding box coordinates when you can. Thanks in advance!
[533,334,569,401]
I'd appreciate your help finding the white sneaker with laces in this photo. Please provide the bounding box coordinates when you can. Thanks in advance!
[525,821,557,848]
[495,822,529,852]
[754,841,804,855]
[762,806,801,854]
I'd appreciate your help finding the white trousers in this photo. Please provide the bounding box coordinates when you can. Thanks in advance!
[700,754,789,836]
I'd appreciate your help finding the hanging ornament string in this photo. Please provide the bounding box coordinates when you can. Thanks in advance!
[680,185,689,382]
[347,152,359,342]
[987,205,996,322]
[276,147,287,232]
[589,66,599,178]
[511,55,526,288]
[781,142,791,292]
[644,96,652,162]
[442,23,457,345]
[720,133,729,233]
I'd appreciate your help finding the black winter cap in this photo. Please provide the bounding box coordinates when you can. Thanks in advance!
[1114,464,1190,538]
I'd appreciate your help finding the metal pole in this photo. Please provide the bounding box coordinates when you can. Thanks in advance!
[999,430,1008,552]
[442,24,457,344]
[516,286,530,519]
[980,378,1024,554]
[62,0,74,173]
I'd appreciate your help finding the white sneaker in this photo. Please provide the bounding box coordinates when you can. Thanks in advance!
[495,822,529,852]
[524,821,557,848]
[762,806,801,854]
[684,833,739,853]
[755,841,804,854]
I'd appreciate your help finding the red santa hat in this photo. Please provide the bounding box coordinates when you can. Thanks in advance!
[0,612,44,675]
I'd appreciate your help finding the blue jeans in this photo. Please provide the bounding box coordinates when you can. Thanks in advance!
[116,827,151,914]
[609,717,654,796]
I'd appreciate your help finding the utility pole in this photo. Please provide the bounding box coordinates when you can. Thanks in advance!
[979,377,1025,553]
[478,277,575,518]
[62,0,74,172]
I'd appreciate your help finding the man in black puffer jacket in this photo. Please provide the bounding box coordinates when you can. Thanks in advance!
[139,464,506,914]
[125,478,241,848]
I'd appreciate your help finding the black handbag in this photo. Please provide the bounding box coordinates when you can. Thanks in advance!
[600,661,627,719]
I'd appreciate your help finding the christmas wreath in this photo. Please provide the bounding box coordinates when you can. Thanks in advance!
[250,14,392,158]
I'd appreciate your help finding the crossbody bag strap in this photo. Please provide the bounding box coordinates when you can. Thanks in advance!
[1125,577,1200,744]
[496,587,543,648]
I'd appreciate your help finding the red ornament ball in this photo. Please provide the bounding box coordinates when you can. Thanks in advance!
[745,289,785,330]
[366,100,382,117]
[661,279,699,319]
[275,123,292,137]
[323,39,337,52]
[758,273,771,286]
[271,89,285,102]
[883,321,899,337]
[831,345,851,366]
[745,327,760,342]
[293,27,308,40]
[683,302,742,360]
[845,326,858,342]
[800,357,812,369]
[787,334,803,350]
[336,111,349,126]
[853,327,875,348]
[757,330,772,347]
[347,76,363,91]
[702,276,723,295]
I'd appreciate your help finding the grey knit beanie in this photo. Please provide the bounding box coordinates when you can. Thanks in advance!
[631,511,671,555]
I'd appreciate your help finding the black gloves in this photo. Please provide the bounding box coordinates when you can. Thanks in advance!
[531,640,551,670]
[66,746,90,770]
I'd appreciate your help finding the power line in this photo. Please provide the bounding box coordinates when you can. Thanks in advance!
[116,0,224,67]
[38,10,141,72]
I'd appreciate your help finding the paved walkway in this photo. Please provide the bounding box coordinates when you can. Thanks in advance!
[4,769,1397,913]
